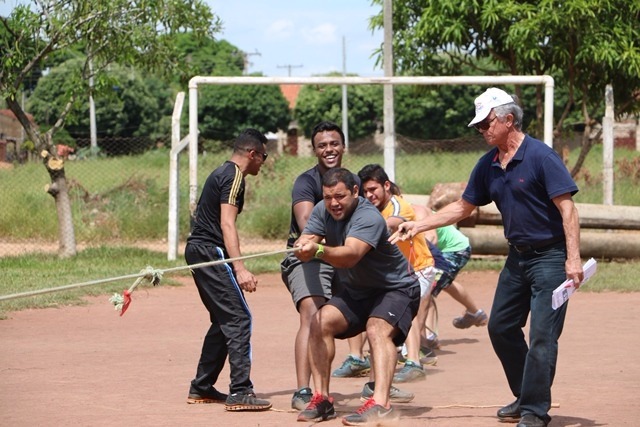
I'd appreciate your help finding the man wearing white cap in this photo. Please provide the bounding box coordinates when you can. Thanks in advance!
[390,87,583,427]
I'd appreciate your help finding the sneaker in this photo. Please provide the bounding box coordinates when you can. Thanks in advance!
[360,381,414,403]
[453,309,489,329]
[224,391,272,411]
[342,398,396,426]
[393,360,426,383]
[291,387,313,411]
[331,355,371,378]
[423,333,441,350]
[297,393,337,422]
[186,386,228,404]
[419,348,438,366]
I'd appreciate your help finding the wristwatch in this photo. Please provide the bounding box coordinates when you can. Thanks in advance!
[314,243,325,259]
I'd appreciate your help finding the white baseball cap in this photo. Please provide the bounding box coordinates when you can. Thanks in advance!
[468,88,515,127]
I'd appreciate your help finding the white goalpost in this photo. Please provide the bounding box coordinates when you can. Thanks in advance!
[167,75,555,260]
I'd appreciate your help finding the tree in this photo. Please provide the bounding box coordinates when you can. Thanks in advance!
[294,75,382,140]
[370,0,640,174]
[0,0,220,257]
[28,58,173,153]
[173,33,245,83]
[198,82,291,142]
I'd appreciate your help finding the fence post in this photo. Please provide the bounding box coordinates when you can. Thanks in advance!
[602,84,614,206]
[168,92,185,261]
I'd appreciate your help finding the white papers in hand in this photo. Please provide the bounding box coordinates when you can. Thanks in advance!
[551,258,598,310]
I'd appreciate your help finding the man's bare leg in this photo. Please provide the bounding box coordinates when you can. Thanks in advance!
[295,296,325,389]
[308,304,349,396]
[366,317,397,408]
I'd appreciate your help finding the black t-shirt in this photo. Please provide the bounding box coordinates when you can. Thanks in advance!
[286,165,361,248]
[187,161,244,254]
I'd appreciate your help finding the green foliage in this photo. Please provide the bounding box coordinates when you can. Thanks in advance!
[1,0,220,148]
[198,84,291,141]
[293,77,382,139]
[28,59,173,148]
[370,0,640,127]
[173,33,245,84]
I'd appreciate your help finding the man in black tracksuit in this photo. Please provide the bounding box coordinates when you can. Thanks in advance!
[184,128,271,412]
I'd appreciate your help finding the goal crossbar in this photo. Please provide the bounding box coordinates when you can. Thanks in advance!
[167,75,554,259]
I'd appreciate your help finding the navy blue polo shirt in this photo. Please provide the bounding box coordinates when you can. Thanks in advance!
[462,135,578,245]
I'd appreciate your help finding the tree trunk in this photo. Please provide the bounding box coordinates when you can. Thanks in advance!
[570,127,596,178]
[4,96,78,258]
[41,149,77,258]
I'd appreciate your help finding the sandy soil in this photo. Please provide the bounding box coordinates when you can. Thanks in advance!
[1,270,639,426]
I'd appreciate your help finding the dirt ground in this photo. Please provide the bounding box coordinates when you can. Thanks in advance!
[1,270,639,426]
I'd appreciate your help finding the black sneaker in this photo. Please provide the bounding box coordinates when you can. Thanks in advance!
[224,391,272,411]
[186,387,228,404]
[297,393,337,422]
[291,386,313,410]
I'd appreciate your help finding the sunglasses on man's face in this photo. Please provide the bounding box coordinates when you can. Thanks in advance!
[473,116,497,131]
[246,149,268,161]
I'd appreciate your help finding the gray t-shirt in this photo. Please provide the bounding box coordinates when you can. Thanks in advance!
[303,197,418,300]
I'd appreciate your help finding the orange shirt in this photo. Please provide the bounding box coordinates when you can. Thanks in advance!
[381,195,434,271]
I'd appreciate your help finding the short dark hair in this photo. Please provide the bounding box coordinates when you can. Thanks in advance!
[322,167,356,193]
[357,164,389,186]
[233,128,267,153]
[311,121,345,148]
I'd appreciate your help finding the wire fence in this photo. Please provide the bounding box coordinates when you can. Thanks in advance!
[0,133,639,259]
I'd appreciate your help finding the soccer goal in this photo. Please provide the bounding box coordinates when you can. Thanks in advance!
[167,75,555,260]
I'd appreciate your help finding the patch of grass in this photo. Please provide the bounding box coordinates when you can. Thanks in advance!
[1,247,638,318]
[2,146,638,243]
[463,257,640,293]
[465,257,506,271]
[0,246,188,318]
[0,245,288,317]
[580,259,640,292]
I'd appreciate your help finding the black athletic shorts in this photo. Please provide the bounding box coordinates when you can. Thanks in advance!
[328,284,420,346]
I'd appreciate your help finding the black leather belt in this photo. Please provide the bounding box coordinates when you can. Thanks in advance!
[509,236,565,253]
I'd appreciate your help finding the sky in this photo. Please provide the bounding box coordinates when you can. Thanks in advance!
[210,0,385,77]
[0,0,385,78]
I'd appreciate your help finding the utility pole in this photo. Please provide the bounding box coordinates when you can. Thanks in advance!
[89,58,97,155]
[383,0,396,181]
[277,64,303,77]
[243,49,261,75]
[341,36,349,149]
[602,84,614,205]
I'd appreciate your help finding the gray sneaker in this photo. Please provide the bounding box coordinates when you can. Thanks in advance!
[393,360,426,383]
[419,348,438,366]
[453,309,489,329]
[224,391,272,411]
[291,386,313,411]
[331,355,371,378]
[186,386,228,404]
[342,398,396,426]
[360,381,414,403]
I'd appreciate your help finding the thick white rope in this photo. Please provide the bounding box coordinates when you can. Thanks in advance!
[0,247,297,303]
